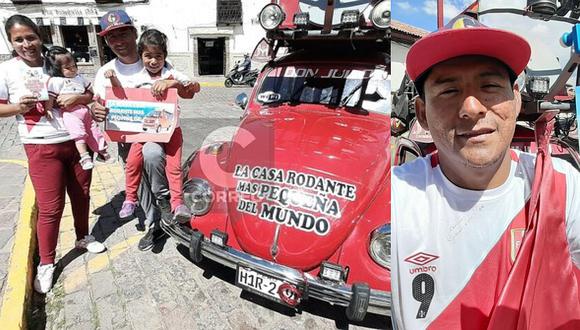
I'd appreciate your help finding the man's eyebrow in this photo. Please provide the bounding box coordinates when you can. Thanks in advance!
[431,76,458,85]
[478,71,507,79]
[431,70,507,86]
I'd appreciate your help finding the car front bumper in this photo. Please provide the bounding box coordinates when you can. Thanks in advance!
[161,221,391,317]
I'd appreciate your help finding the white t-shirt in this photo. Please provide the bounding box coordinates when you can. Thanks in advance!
[138,66,192,128]
[93,59,191,97]
[95,62,191,128]
[133,66,192,88]
[391,150,580,329]
[93,58,144,99]
[0,57,70,144]
[47,74,92,97]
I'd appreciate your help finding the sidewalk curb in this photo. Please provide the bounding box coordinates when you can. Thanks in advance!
[0,165,37,330]
[199,81,225,87]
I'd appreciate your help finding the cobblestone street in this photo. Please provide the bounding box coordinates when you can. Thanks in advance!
[0,85,390,329]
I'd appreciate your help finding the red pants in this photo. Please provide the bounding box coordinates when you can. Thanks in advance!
[125,127,184,210]
[24,141,92,265]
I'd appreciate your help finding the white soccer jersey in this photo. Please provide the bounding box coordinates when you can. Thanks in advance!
[125,66,192,128]
[133,67,192,89]
[93,59,189,99]
[391,150,580,329]
[93,59,144,99]
[47,74,91,97]
[0,58,70,144]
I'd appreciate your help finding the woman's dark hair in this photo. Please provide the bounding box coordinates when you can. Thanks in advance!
[5,14,40,40]
[138,29,168,64]
[44,46,75,77]
[4,14,47,58]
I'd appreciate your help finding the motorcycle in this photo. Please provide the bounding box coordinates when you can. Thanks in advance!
[224,62,258,88]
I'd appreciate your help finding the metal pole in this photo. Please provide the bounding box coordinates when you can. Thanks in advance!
[437,0,444,28]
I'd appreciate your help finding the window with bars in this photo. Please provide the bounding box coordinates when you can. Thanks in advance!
[217,0,243,26]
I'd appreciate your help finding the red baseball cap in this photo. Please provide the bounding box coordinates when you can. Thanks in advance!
[406,15,531,82]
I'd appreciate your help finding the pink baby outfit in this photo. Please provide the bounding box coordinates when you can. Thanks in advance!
[47,75,107,153]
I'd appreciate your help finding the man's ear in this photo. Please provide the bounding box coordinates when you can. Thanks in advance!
[415,96,429,131]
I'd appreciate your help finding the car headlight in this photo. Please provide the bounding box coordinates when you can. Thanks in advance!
[259,4,285,31]
[371,0,390,29]
[183,178,213,216]
[369,224,390,269]
[205,142,225,155]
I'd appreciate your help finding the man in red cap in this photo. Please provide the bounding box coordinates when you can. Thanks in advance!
[391,15,580,329]
[91,10,170,251]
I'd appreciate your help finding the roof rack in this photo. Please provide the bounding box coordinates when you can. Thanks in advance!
[254,1,389,57]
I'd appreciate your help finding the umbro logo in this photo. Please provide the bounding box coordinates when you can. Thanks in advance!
[405,252,439,266]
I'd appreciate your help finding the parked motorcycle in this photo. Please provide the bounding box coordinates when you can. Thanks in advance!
[224,62,258,88]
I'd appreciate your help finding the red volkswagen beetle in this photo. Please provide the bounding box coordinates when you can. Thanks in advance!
[162,0,391,322]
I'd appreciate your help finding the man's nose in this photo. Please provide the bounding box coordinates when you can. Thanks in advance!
[111,38,123,46]
[459,95,487,119]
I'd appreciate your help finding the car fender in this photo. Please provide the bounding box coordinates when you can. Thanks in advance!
[336,171,390,291]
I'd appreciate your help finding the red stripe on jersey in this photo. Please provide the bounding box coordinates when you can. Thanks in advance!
[430,152,439,168]
[509,149,519,162]
[489,153,580,329]
[427,203,529,330]
[23,102,45,131]
[429,156,580,329]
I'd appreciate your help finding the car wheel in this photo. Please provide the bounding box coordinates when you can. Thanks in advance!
[224,79,233,88]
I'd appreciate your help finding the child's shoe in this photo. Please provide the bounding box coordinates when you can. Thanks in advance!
[173,204,191,224]
[75,235,106,254]
[119,201,136,218]
[79,153,94,170]
[96,151,114,163]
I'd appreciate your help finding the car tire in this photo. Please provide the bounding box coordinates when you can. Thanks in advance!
[346,283,370,322]
[224,79,233,88]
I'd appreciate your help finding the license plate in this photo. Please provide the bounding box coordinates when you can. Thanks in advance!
[235,266,300,306]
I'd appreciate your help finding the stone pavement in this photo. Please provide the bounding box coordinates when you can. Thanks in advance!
[29,160,388,330]
[0,161,27,314]
[0,115,28,320]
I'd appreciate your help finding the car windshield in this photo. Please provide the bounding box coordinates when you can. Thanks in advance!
[256,65,390,114]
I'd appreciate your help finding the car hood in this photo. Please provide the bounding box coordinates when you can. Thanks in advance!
[224,106,390,270]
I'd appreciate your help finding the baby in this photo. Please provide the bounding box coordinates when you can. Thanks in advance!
[45,46,110,169]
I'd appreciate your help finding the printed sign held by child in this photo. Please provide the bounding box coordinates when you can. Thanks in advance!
[104,87,178,143]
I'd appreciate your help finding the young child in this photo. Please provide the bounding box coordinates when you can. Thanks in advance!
[107,29,200,223]
[44,46,110,170]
